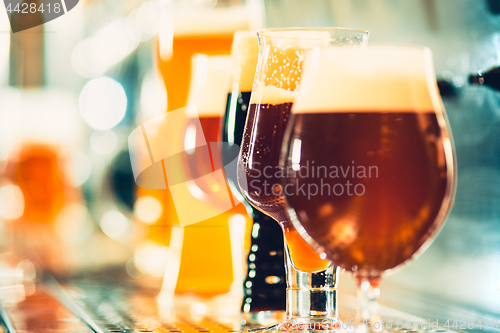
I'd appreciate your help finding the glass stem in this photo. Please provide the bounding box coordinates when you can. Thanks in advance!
[283,237,339,329]
[356,278,382,327]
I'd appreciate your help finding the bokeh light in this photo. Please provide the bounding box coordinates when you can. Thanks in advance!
[134,241,168,277]
[100,210,131,241]
[133,1,161,41]
[90,130,118,155]
[134,195,162,224]
[16,259,37,282]
[139,69,168,122]
[71,19,141,78]
[125,257,145,279]
[0,185,25,220]
[55,203,94,244]
[58,148,92,186]
[79,77,127,130]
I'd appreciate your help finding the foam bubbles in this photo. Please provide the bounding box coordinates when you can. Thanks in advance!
[293,45,442,114]
[252,85,297,105]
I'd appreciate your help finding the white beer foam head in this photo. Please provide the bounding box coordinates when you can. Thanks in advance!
[174,6,251,37]
[251,85,297,105]
[230,30,259,92]
[293,45,443,113]
[188,54,232,116]
[253,28,367,94]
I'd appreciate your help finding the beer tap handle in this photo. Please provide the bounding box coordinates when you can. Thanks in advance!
[486,0,500,14]
[437,78,459,98]
[469,66,500,92]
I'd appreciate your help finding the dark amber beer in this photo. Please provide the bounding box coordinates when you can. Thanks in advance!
[239,101,293,222]
[280,45,455,279]
[283,112,448,273]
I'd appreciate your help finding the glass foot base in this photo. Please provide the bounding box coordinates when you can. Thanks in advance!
[242,311,285,329]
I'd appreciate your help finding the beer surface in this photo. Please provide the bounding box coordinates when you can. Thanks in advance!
[282,112,450,275]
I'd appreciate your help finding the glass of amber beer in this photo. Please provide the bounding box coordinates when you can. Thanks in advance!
[152,53,251,318]
[237,28,368,330]
[280,45,456,329]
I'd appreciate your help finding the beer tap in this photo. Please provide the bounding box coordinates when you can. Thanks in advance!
[486,0,500,14]
[436,65,500,99]
[437,78,460,98]
[469,66,500,92]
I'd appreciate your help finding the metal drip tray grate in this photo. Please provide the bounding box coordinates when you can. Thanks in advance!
[48,282,262,333]
[0,280,464,333]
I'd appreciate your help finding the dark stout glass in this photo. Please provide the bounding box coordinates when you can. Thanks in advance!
[238,102,292,222]
[238,98,331,272]
[282,111,450,275]
[223,92,287,312]
[222,91,252,155]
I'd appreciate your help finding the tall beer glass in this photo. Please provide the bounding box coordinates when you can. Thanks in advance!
[149,3,255,300]
[237,28,369,330]
[280,45,456,329]
[221,31,287,320]
[146,5,253,290]
[158,6,251,112]
[155,54,250,308]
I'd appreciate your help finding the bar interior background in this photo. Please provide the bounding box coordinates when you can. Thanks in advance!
[0,0,499,328]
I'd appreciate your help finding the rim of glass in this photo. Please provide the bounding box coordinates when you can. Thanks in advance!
[257,27,369,40]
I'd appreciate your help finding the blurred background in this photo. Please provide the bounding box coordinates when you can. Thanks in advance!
[0,0,499,327]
